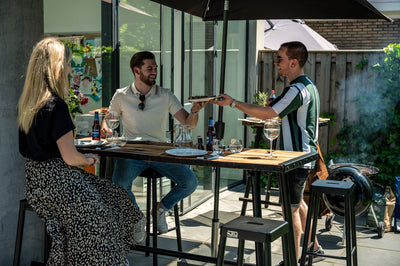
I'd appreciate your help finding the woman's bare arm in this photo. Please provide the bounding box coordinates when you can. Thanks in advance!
[57,131,98,167]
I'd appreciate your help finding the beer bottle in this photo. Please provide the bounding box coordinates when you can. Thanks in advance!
[92,112,100,140]
[206,117,215,151]
[197,136,205,150]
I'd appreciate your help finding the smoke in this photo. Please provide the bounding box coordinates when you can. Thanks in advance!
[333,70,400,165]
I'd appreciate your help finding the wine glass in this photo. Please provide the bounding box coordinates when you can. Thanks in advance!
[105,111,120,145]
[263,119,280,158]
[229,139,243,153]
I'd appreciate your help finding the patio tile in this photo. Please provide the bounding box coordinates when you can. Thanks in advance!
[128,184,400,265]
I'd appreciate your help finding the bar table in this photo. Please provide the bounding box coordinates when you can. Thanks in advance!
[79,141,317,265]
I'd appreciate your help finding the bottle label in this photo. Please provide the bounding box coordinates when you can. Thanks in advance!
[92,129,100,140]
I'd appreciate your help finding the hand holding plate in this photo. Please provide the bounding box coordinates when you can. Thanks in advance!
[209,93,232,106]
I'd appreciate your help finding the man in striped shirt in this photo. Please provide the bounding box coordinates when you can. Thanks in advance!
[211,41,324,263]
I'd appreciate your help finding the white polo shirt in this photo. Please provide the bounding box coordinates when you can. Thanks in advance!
[109,83,183,141]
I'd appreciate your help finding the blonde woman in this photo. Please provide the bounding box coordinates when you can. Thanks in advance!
[17,38,142,265]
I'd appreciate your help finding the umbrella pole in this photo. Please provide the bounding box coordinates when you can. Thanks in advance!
[214,0,229,140]
[211,0,229,259]
[215,2,264,263]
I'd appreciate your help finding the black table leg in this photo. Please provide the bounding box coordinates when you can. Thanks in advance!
[240,171,253,216]
[251,171,264,264]
[278,172,296,266]
[254,127,263,148]
[211,167,221,257]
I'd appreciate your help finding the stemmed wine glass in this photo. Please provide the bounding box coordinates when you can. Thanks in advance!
[263,119,280,158]
[105,111,120,145]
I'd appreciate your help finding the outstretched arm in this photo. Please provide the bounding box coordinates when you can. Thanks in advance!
[173,101,206,129]
[209,94,278,120]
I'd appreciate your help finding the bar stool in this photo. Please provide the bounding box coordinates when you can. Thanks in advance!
[300,179,357,266]
[13,199,50,266]
[216,216,289,266]
[139,168,183,266]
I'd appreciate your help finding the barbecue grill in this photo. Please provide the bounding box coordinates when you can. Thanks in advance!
[322,163,385,238]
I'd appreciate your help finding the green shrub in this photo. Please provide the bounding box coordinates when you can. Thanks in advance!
[328,43,400,189]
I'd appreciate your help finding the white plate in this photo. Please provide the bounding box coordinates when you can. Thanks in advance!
[76,131,90,137]
[246,117,263,122]
[188,96,217,102]
[165,148,207,157]
[126,137,151,142]
[238,118,263,123]
[74,140,107,147]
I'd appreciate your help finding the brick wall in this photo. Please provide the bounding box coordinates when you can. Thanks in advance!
[305,19,400,49]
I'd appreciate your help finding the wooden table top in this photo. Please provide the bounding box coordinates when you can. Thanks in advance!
[78,140,317,173]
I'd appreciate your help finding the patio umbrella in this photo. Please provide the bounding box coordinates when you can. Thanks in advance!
[264,19,338,50]
[144,2,392,262]
[149,0,392,139]
[150,0,392,21]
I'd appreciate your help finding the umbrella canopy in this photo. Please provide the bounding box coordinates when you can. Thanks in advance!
[149,0,392,21]
[264,19,338,50]
[148,0,392,139]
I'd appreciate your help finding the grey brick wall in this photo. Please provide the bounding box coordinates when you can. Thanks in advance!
[305,19,400,49]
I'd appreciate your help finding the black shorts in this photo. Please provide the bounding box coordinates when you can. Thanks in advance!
[279,168,309,207]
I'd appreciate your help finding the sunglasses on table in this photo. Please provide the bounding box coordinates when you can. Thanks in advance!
[138,94,146,111]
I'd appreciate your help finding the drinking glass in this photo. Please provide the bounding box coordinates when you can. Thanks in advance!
[212,139,226,155]
[116,132,127,147]
[229,139,243,153]
[263,119,280,158]
[173,124,193,148]
[165,130,172,143]
[106,131,116,145]
[105,111,120,144]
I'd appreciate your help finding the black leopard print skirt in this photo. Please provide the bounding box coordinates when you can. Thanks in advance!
[25,158,140,265]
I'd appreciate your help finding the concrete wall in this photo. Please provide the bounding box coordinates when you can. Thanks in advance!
[0,1,45,265]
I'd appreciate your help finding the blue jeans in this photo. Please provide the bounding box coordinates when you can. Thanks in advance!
[112,158,198,211]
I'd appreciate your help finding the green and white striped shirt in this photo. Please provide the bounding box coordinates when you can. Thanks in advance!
[270,75,319,168]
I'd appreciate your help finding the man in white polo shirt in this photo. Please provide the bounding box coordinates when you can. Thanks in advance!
[101,51,205,244]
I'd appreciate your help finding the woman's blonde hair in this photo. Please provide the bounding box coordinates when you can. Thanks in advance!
[17,38,72,133]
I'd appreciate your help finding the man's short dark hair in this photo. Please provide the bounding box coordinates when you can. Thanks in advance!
[281,41,308,68]
[130,51,155,74]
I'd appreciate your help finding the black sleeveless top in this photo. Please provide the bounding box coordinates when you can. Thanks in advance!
[19,95,75,161]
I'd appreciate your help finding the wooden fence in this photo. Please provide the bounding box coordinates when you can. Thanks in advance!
[257,50,386,155]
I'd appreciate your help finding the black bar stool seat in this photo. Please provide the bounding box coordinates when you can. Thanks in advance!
[217,216,289,266]
[13,199,50,266]
[134,168,182,266]
[300,179,357,266]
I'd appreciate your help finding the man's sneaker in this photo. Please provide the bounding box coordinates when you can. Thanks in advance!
[133,213,146,244]
[395,218,400,232]
[278,247,325,266]
[312,246,326,263]
[155,208,168,233]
